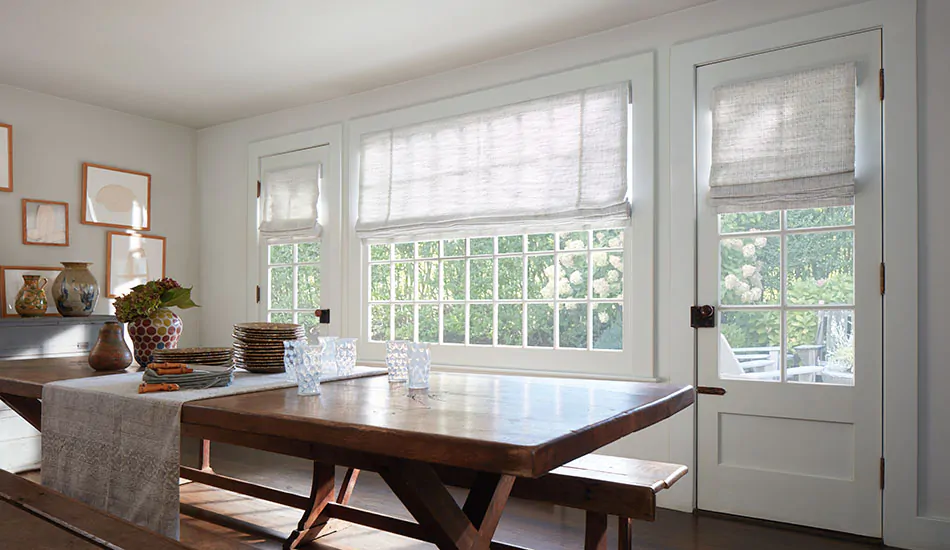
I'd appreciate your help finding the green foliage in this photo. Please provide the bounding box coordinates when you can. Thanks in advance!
[114,278,198,323]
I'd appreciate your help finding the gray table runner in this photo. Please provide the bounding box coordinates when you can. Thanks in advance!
[41,366,385,539]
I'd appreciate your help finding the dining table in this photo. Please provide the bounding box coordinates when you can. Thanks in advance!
[0,356,694,550]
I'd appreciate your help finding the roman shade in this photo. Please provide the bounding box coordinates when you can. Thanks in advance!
[709,63,856,213]
[259,163,321,239]
[357,83,630,240]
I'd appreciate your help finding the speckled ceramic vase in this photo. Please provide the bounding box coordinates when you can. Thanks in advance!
[88,321,133,371]
[128,308,182,366]
[51,262,99,317]
[14,275,49,317]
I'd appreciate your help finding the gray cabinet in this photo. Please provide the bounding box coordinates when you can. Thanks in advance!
[0,315,116,472]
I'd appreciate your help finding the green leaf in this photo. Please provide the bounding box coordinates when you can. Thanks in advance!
[160,287,200,309]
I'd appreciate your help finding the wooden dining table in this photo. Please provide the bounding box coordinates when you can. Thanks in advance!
[0,356,694,550]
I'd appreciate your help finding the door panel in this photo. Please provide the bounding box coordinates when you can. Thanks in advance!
[696,31,882,536]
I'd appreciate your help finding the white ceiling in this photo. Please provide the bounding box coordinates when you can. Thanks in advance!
[0,0,711,128]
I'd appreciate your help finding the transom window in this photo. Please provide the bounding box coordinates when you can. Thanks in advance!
[367,229,624,351]
[267,241,321,331]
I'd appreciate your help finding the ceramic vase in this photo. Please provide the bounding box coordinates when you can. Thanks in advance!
[51,262,99,317]
[14,275,49,317]
[128,308,182,366]
[88,321,133,371]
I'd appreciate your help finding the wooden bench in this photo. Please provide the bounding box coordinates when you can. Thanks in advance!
[435,454,687,550]
[0,469,189,549]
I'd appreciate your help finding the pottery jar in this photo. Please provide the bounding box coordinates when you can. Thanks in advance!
[88,321,133,371]
[14,275,49,317]
[52,262,99,317]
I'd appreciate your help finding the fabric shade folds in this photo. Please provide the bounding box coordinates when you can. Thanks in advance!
[709,63,856,213]
[357,83,630,241]
[259,163,322,239]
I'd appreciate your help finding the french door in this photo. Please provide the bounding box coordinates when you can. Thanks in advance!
[695,31,883,536]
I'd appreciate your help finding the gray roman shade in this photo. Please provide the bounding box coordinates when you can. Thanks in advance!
[357,83,630,240]
[709,63,856,213]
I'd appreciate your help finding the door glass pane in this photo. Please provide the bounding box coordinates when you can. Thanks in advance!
[497,257,523,300]
[558,304,587,349]
[269,311,292,323]
[592,303,623,350]
[786,206,854,229]
[269,266,293,309]
[417,261,439,301]
[418,305,439,343]
[719,310,781,382]
[394,304,414,340]
[394,262,414,301]
[370,264,391,302]
[719,211,780,233]
[526,303,554,348]
[370,305,390,341]
[469,304,493,345]
[298,242,321,263]
[469,259,493,300]
[497,304,523,346]
[269,244,293,264]
[559,254,588,299]
[787,309,854,385]
[786,231,854,306]
[296,265,320,309]
[720,236,780,305]
[442,304,465,344]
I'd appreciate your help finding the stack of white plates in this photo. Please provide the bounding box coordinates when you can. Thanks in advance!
[152,347,233,366]
[232,322,305,373]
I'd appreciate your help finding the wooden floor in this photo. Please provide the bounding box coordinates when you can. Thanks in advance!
[24,441,889,549]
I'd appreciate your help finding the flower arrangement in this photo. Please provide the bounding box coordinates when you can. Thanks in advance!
[113,278,199,323]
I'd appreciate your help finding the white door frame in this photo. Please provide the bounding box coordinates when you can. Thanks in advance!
[670,1,923,547]
[246,125,343,334]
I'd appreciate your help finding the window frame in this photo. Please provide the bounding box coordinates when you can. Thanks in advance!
[346,54,655,379]
[247,126,343,334]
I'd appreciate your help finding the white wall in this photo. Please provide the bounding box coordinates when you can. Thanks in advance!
[0,85,200,345]
[917,0,950,523]
[196,0,861,511]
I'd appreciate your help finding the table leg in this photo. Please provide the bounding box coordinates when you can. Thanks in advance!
[585,511,607,550]
[0,394,42,432]
[381,460,514,550]
[198,439,213,472]
[618,517,633,550]
[283,462,335,549]
[336,467,359,505]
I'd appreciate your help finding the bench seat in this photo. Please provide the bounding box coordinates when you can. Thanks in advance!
[435,454,687,549]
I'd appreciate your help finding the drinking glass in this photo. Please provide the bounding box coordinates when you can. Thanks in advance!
[320,337,339,376]
[386,340,409,383]
[336,338,358,376]
[295,342,323,396]
[407,343,431,390]
[282,340,303,383]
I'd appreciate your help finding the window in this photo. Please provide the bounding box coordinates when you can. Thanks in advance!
[266,241,321,332]
[347,54,654,377]
[718,206,855,385]
[368,229,624,351]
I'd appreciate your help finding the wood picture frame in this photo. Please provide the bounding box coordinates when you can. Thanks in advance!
[81,163,151,231]
[106,232,166,298]
[0,123,11,192]
[0,265,63,318]
[21,199,69,247]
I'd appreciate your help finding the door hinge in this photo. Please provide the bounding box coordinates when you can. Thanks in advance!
[255,285,261,303]
[879,68,885,101]
[880,457,885,490]
[880,262,886,296]
[256,180,261,198]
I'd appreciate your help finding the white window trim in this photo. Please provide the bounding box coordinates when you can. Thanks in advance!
[670,1,920,545]
[346,53,655,380]
[246,125,343,334]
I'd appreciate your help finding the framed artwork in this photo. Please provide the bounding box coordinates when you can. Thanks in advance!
[22,199,69,246]
[0,265,63,318]
[0,123,11,192]
[82,163,151,230]
[106,232,166,298]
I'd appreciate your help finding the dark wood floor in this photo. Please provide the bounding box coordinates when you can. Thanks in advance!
[24,441,889,549]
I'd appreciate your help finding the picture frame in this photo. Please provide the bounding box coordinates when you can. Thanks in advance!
[0,122,11,192]
[106,231,166,298]
[81,162,151,231]
[22,199,69,247]
[0,265,63,318]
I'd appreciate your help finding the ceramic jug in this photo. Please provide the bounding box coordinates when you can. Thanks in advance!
[14,275,49,317]
[52,262,99,317]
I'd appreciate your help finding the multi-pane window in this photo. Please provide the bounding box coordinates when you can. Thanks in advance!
[718,206,855,385]
[367,229,624,351]
[267,241,321,332]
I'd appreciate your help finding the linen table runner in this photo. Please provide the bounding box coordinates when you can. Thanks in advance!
[41,366,384,539]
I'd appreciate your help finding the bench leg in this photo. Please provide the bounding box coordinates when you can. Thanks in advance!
[618,517,632,550]
[585,511,607,550]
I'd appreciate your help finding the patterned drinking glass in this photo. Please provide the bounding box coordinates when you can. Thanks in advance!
[320,337,339,376]
[386,340,409,383]
[406,343,431,390]
[296,342,323,396]
[283,340,306,383]
[335,338,358,376]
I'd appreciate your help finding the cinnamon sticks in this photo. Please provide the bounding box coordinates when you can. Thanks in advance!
[138,382,180,394]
